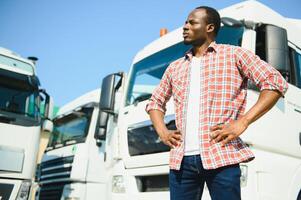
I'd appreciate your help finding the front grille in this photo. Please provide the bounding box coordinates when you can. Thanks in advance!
[136,174,169,192]
[38,155,74,183]
[38,182,68,200]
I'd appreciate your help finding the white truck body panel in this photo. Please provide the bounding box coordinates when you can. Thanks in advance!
[0,124,40,179]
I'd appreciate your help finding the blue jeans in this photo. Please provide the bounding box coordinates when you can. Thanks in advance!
[169,155,241,200]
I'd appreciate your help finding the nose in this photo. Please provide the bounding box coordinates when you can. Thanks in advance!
[183,23,189,31]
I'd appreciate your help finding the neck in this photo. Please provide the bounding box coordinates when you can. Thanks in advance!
[192,39,213,57]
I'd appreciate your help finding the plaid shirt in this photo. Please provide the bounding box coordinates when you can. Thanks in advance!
[146,42,288,170]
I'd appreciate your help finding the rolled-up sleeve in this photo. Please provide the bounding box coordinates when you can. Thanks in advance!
[145,65,173,114]
[235,47,288,96]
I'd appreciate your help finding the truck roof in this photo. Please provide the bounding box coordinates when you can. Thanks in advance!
[0,47,36,76]
[287,18,301,31]
[132,0,301,65]
[56,89,100,117]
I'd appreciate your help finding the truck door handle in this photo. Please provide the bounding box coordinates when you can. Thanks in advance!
[299,132,301,146]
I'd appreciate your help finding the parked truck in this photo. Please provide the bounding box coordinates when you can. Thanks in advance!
[100,1,301,199]
[36,0,301,199]
[0,47,53,200]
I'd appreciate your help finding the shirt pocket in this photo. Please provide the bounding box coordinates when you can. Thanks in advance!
[171,79,183,102]
[171,67,186,101]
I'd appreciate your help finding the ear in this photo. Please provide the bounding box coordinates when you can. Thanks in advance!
[206,24,215,34]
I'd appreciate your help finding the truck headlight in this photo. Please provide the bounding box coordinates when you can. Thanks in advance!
[17,181,31,200]
[112,175,125,193]
[240,165,248,187]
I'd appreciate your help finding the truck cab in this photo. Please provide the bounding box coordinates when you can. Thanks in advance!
[36,90,114,200]
[0,47,52,200]
[100,1,301,200]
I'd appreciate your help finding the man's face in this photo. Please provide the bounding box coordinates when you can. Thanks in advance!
[183,9,209,46]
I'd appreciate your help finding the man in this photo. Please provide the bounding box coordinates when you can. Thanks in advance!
[145,6,288,200]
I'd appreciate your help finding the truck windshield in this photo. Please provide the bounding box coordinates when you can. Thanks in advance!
[125,26,244,106]
[48,107,93,148]
[0,72,40,125]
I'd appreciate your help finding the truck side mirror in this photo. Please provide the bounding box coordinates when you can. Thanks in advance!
[96,72,123,144]
[39,89,54,119]
[265,25,290,80]
[39,89,54,132]
[95,111,109,141]
[99,72,123,114]
[42,119,53,133]
[100,74,116,114]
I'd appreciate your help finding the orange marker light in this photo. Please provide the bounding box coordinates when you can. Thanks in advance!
[160,28,168,37]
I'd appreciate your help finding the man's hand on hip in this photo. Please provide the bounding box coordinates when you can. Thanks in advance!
[209,118,249,147]
[160,130,182,149]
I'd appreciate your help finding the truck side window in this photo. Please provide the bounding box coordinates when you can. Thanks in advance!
[289,47,301,88]
[255,25,266,61]
[294,50,301,88]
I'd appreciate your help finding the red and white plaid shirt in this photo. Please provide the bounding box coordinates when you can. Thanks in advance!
[146,42,288,170]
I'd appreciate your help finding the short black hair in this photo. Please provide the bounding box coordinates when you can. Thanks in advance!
[195,6,221,36]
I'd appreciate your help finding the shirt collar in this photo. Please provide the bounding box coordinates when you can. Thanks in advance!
[185,41,218,61]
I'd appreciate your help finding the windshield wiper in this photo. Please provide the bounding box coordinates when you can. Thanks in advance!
[47,136,86,151]
[0,113,16,123]
[0,107,34,117]
[45,146,54,151]
[63,137,85,146]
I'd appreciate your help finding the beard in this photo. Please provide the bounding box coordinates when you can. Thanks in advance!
[184,37,207,46]
[183,38,193,45]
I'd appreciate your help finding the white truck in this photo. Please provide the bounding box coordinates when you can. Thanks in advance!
[35,89,108,200]
[0,47,53,200]
[101,1,301,199]
[36,0,301,199]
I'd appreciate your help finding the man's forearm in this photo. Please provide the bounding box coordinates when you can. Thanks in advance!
[149,110,168,137]
[241,89,282,126]
[149,110,182,148]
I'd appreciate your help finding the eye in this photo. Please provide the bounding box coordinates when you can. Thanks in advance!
[189,20,197,25]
